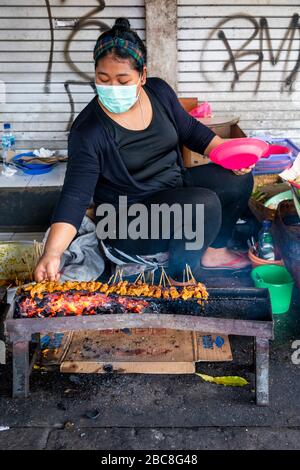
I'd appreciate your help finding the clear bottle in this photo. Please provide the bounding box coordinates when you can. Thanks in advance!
[258,220,275,261]
[1,122,16,176]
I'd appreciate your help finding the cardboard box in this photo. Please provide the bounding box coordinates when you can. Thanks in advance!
[178,98,246,168]
[183,116,246,168]
[55,329,232,375]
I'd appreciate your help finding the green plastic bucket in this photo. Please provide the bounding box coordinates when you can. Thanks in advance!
[251,265,294,314]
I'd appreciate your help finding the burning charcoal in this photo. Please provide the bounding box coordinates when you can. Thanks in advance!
[41,307,54,317]
[36,298,48,308]
[114,305,126,314]
[83,409,100,420]
[149,303,160,314]
[15,280,208,318]
[82,307,96,316]
[105,308,114,315]
[95,307,104,314]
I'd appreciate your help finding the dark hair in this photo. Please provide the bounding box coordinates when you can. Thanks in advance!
[95,17,147,72]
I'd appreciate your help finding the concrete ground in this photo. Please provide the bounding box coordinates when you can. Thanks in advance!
[0,288,299,450]
[1,231,300,450]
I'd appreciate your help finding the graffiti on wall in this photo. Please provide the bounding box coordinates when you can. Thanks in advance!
[44,0,109,130]
[201,13,300,93]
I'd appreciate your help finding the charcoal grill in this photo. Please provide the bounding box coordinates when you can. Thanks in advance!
[4,287,273,405]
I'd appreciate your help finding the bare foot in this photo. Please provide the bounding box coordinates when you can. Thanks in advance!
[201,247,251,268]
[168,277,196,286]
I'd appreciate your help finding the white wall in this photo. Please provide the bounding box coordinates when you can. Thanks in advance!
[177,0,300,144]
[0,0,145,150]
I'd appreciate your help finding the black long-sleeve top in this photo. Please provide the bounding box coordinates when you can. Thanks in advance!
[52,77,216,231]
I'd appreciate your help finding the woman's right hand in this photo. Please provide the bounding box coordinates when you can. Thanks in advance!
[34,252,61,282]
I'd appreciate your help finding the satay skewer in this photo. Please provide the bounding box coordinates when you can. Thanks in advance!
[162,267,171,286]
[187,264,196,284]
[162,268,167,288]
[113,268,120,284]
[134,271,143,284]
[185,264,190,282]
[159,268,164,287]
[19,277,209,303]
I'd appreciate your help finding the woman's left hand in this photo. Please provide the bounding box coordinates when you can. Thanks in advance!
[204,137,255,176]
[232,164,255,176]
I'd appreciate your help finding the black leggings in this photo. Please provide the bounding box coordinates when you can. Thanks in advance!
[186,164,253,248]
[98,164,253,280]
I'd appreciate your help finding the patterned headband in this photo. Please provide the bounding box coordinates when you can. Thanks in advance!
[93,36,144,67]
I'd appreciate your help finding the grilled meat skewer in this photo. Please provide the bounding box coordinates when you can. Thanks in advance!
[19,280,208,302]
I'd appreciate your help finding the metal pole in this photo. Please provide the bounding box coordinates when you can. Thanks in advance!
[255,337,270,406]
[12,341,29,398]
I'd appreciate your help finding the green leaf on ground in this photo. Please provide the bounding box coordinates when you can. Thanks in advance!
[196,373,249,387]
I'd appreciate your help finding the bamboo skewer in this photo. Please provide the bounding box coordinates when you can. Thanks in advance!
[162,267,171,286]
[159,268,164,287]
[114,267,123,284]
[183,263,196,285]
[112,270,118,284]
[134,271,143,284]
[163,269,166,288]
[191,270,196,284]
[187,264,196,284]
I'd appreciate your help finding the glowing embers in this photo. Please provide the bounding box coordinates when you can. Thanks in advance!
[16,290,149,318]
[14,278,209,319]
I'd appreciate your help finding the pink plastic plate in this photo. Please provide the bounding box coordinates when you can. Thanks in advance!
[209,138,290,170]
[289,180,300,190]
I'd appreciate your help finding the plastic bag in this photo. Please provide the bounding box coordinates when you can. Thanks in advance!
[189,102,212,118]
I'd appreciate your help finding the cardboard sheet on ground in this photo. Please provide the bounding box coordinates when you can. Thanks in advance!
[40,330,232,374]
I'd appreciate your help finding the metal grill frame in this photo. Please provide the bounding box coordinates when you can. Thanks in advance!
[4,287,274,405]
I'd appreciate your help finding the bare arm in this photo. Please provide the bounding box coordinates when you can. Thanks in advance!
[35,222,77,282]
[203,135,224,156]
[204,135,254,175]
[34,126,101,282]
[43,222,77,257]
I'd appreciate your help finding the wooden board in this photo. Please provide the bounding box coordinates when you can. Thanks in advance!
[59,329,232,374]
[196,333,233,362]
[40,331,74,366]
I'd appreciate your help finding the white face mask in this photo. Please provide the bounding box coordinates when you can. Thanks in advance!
[95,77,141,114]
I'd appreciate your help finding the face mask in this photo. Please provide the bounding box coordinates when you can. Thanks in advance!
[95,77,141,114]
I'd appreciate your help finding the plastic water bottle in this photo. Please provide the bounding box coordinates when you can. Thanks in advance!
[258,220,275,261]
[1,122,16,176]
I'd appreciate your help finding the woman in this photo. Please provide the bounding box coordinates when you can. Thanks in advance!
[35,18,253,284]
